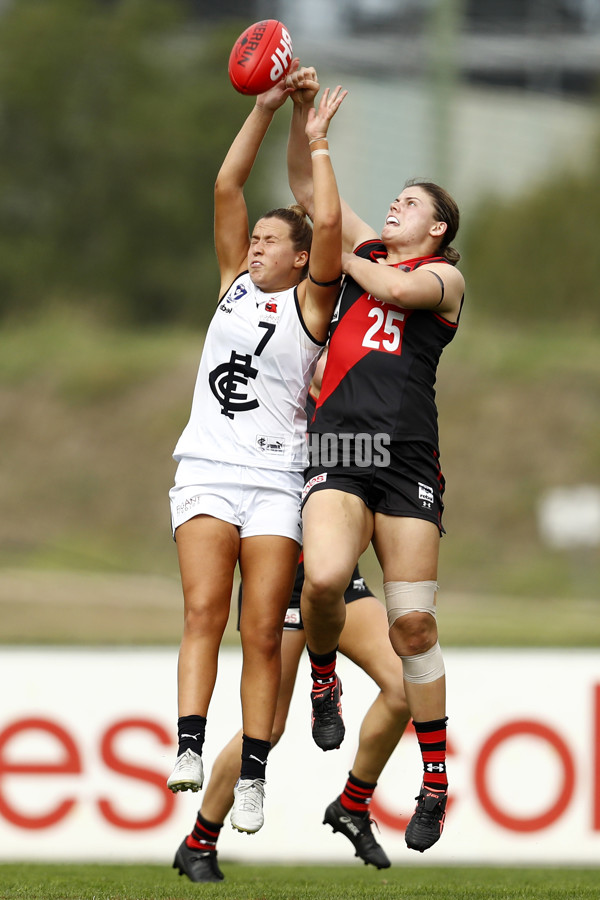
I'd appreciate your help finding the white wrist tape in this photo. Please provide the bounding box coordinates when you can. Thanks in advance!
[384,580,438,627]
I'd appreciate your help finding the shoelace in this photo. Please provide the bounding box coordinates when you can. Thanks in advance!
[178,749,194,763]
[314,698,339,724]
[366,814,381,835]
[413,792,444,825]
[237,781,265,812]
[353,811,381,838]
[312,680,339,703]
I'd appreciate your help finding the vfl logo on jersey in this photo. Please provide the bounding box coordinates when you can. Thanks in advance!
[219,283,247,313]
[209,351,258,419]
[256,434,285,455]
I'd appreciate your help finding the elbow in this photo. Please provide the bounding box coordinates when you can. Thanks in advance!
[214,175,240,201]
[214,176,227,199]
[389,282,410,306]
[290,181,314,214]
[319,211,342,232]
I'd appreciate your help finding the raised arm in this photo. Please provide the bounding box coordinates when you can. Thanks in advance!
[295,85,347,343]
[286,67,377,254]
[214,78,291,295]
[285,69,318,220]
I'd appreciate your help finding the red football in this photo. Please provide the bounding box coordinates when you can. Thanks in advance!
[228,20,293,96]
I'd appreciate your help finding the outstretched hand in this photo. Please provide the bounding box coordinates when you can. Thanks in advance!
[255,78,293,113]
[305,85,348,143]
[255,59,304,112]
[286,63,320,106]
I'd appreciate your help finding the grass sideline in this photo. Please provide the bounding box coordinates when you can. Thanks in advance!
[2,567,600,647]
[2,312,599,604]
[0,863,599,900]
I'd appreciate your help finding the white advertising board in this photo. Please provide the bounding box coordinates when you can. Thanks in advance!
[0,647,598,866]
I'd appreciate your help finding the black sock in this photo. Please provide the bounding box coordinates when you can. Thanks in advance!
[188,811,222,850]
[177,715,206,757]
[307,646,338,684]
[414,717,448,791]
[340,771,377,817]
[240,734,271,780]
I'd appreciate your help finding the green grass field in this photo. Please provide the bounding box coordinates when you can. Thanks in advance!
[0,863,599,900]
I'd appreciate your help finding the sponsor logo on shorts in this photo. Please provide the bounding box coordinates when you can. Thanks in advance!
[256,434,285,454]
[418,482,435,509]
[306,433,391,468]
[302,472,327,502]
[352,577,366,592]
[175,494,204,517]
[284,607,301,627]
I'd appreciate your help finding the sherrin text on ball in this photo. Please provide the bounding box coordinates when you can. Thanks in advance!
[228,20,293,95]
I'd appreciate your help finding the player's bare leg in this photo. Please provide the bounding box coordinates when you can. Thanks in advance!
[301,489,372,750]
[324,593,410,868]
[168,515,240,793]
[174,631,305,882]
[373,514,448,852]
[229,534,299,833]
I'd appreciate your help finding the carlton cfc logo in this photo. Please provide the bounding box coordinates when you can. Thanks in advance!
[209,351,259,419]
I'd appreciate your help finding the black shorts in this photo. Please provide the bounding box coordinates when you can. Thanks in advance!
[302,440,445,534]
[237,561,374,632]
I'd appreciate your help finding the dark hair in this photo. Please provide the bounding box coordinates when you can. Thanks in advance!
[259,204,313,279]
[404,178,461,265]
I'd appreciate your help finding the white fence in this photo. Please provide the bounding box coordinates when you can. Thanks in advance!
[0,647,598,865]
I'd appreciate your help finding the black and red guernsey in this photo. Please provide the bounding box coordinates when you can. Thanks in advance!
[311,240,463,448]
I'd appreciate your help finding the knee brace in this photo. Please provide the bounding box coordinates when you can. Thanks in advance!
[399,640,445,684]
[384,581,444,684]
[384,580,438,628]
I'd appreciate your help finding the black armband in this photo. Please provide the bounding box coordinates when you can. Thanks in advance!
[309,272,343,287]
[429,270,445,306]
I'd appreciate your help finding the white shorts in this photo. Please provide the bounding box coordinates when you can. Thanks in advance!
[169,457,303,543]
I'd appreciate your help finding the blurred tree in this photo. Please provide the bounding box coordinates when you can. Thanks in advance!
[461,131,600,326]
[0,0,280,326]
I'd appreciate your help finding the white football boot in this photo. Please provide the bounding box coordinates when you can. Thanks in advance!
[167,748,204,793]
[230,778,266,833]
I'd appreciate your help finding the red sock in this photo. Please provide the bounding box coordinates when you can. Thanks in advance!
[340,771,376,817]
[414,717,448,791]
[308,647,338,685]
[186,811,222,851]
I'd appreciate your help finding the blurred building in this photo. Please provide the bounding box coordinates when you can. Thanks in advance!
[186,0,600,224]
[192,0,600,95]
